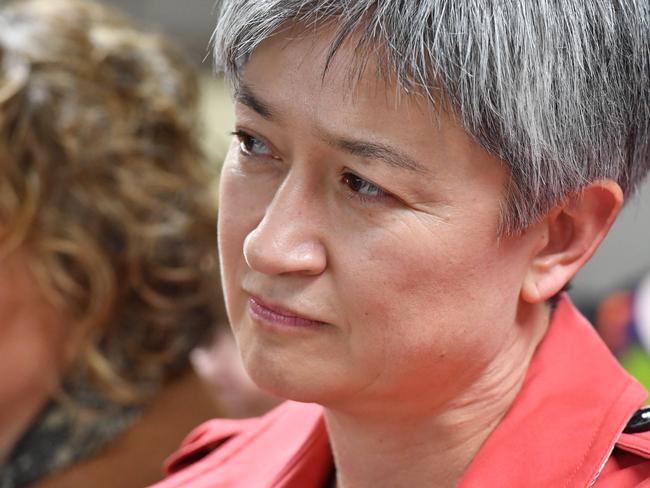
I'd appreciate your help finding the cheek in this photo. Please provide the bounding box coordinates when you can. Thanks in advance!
[218,160,252,322]
[334,217,524,386]
[217,154,281,325]
[338,216,498,316]
[0,324,60,404]
[0,273,67,409]
[217,148,281,253]
[218,172,249,267]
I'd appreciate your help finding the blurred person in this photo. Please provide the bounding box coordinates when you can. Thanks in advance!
[153,0,650,487]
[0,0,224,486]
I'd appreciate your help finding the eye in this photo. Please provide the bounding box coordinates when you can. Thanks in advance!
[341,172,388,201]
[231,130,274,158]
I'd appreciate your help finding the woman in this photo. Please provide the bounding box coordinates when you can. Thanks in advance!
[155,0,650,487]
[0,0,223,486]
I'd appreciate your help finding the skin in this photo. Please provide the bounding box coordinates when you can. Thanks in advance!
[218,28,623,488]
[191,329,282,418]
[0,252,68,463]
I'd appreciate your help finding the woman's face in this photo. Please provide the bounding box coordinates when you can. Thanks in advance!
[218,31,541,413]
[0,252,67,451]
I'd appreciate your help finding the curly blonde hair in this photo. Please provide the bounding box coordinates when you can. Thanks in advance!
[0,0,222,405]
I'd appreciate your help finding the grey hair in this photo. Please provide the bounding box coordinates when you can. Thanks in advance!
[212,0,650,233]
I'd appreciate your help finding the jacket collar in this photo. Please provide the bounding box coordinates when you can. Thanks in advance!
[458,295,646,487]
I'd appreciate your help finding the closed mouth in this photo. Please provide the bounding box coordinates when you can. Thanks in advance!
[248,295,326,327]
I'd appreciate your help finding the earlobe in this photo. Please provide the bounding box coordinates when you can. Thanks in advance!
[521,180,623,304]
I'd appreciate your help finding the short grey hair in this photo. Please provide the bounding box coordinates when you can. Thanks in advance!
[212,0,650,233]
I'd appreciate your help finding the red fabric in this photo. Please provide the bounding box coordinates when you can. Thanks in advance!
[157,402,331,488]
[457,296,648,487]
[151,296,650,487]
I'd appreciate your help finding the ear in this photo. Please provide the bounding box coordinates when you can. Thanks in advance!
[521,180,624,304]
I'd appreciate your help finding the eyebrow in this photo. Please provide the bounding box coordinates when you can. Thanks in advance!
[331,137,427,174]
[234,83,428,174]
[234,84,274,119]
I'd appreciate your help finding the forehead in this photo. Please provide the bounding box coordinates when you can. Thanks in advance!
[237,28,507,187]
[240,25,434,116]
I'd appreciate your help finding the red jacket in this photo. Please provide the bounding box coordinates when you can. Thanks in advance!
[152,297,650,487]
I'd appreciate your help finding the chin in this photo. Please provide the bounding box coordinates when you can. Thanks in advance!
[241,342,348,406]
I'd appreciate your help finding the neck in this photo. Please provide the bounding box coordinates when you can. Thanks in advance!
[324,303,550,488]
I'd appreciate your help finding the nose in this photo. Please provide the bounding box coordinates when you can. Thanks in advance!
[243,179,327,277]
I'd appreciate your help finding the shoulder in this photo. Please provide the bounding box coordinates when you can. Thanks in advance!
[151,401,329,488]
[32,371,218,488]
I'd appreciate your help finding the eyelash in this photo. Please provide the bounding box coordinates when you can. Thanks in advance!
[340,172,390,204]
[231,129,392,205]
[231,129,276,159]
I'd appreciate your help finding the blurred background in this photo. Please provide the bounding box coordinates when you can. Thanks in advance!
[99,0,235,161]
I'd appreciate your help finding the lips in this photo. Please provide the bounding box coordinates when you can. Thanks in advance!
[248,296,325,328]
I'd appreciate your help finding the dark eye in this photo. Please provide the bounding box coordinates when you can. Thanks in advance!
[232,130,273,157]
[342,173,387,199]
